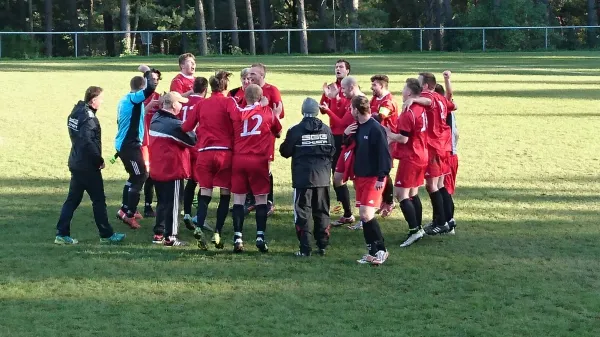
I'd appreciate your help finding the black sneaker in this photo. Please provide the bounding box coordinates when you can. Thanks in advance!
[295,251,311,257]
[183,214,196,231]
[144,206,156,218]
[316,248,326,256]
[424,222,450,236]
[256,238,269,253]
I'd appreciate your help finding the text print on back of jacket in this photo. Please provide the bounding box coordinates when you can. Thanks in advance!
[67,101,104,171]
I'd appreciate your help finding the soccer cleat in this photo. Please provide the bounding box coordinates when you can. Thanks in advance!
[133,211,143,220]
[371,250,389,265]
[152,234,164,244]
[54,235,78,245]
[400,229,425,247]
[117,210,141,229]
[379,202,395,218]
[316,248,326,256]
[164,236,187,246]
[190,216,214,232]
[233,239,244,253]
[266,202,275,217]
[143,206,156,218]
[332,203,343,214]
[356,253,377,264]
[347,221,363,231]
[194,228,208,250]
[183,214,196,231]
[424,222,450,236]
[333,215,355,227]
[100,233,126,244]
[211,233,224,249]
[256,238,269,253]
[295,251,310,257]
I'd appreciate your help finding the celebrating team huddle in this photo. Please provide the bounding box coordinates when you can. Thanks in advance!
[55,52,460,266]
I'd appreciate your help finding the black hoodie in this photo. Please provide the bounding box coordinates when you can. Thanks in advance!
[67,101,104,172]
[279,117,335,188]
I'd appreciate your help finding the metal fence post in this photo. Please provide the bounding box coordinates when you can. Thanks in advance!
[75,32,78,57]
[0,35,2,58]
[545,28,548,50]
[219,31,223,55]
[419,29,423,51]
[287,30,291,55]
[147,32,151,56]
[354,30,358,53]
[482,28,485,52]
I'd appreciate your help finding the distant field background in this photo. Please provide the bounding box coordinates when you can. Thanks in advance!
[0,52,599,336]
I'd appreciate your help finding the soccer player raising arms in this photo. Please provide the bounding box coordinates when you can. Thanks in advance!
[320,59,351,217]
[385,78,429,247]
[170,53,196,97]
[182,71,237,250]
[230,84,283,253]
[248,63,283,215]
[348,96,392,265]
[369,74,399,217]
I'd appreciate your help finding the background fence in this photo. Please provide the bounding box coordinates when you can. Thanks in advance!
[1,26,599,59]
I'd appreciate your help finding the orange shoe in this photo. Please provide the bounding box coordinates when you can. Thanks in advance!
[117,210,141,229]
[134,211,143,220]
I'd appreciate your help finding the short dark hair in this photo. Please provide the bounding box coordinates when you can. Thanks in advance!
[405,78,422,96]
[178,53,195,66]
[434,84,445,96]
[130,76,145,91]
[151,68,162,81]
[418,72,436,88]
[209,70,231,92]
[370,74,389,89]
[84,86,103,103]
[336,59,351,73]
[194,77,208,94]
[351,96,370,116]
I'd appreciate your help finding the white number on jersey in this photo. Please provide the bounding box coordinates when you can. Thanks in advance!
[437,100,447,120]
[420,112,428,132]
[241,114,263,137]
[181,106,191,122]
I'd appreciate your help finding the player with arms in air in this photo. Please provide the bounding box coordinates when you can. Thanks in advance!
[230,84,283,253]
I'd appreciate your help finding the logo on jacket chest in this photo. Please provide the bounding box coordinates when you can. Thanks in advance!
[301,134,329,146]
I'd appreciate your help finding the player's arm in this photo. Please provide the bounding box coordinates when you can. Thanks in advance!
[181,101,200,132]
[278,127,297,159]
[271,110,283,138]
[319,104,344,124]
[272,87,284,118]
[385,112,411,144]
[79,117,104,168]
[443,70,453,99]
[378,101,394,121]
[131,70,157,104]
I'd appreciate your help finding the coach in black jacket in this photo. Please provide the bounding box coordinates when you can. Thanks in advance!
[280,97,335,256]
[55,86,124,245]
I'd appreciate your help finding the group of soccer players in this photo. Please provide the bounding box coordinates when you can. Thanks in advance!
[111,53,459,264]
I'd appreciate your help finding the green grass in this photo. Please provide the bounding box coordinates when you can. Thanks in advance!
[1,52,600,336]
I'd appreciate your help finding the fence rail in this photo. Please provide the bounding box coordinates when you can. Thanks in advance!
[1,26,599,58]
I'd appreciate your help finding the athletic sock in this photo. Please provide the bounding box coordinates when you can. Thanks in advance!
[267,174,274,204]
[337,185,352,218]
[144,179,154,206]
[382,175,394,204]
[215,194,231,233]
[428,190,446,227]
[195,194,212,227]
[121,183,130,212]
[439,187,454,222]
[232,205,245,240]
[255,204,268,239]
[126,189,140,216]
[367,218,386,252]
[400,198,419,230]
[183,180,197,215]
[411,195,423,227]
[361,219,377,256]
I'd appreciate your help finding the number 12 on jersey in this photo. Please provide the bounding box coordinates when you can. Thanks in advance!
[241,115,263,137]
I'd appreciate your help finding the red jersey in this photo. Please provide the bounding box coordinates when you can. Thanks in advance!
[260,82,285,118]
[231,104,282,157]
[142,92,161,147]
[181,92,236,151]
[393,104,428,165]
[320,79,348,135]
[370,92,399,132]
[179,94,204,122]
[228,87,246,106]
[170,73,195,94]
[421,90,451,157]
[322,96,355,135]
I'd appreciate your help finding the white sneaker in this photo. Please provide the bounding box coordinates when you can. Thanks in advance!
[347,221,363,230]
[356,253,376,264]
[371,250,389,265]
[400,229,425,247]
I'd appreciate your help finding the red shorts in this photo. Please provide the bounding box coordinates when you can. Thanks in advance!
[231,155,270,195]
[444,154,459,194]
[425,147,448,179]
[194,150,232,189]
[268,137,276,162]
[188,149,198,181]
[354,176,385,208]
[395,160,426,188]
[334,151,345,173]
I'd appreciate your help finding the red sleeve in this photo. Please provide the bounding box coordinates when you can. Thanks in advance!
[321,105,343,124]
[397,111,414,134]
[271,110,283,136]
[271,87,284,118]
[170,78,183,93]
[446,98,456,111]
[142,113,152,146]
[181,101,200,132]
[319,93,329,106]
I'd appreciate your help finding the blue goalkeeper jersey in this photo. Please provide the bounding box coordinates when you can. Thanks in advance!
[115,89,148,151]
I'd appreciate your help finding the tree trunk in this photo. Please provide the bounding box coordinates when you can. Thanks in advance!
[228,0,239,48]
[258,0,270,54]
[27,0,33,32]
[434,0,442,50]
[318,0,335,52]
[103,10,116,56]
[69,0,81,55]
[131,0,139,51]
[44,0,53,57]
[207,0,216,49]
[120,0,131,53]
[194,0,208,55]
[587,0,598,47]
[297,0,308,54]
[86,0,94,55]
[493,0,501,9]
[180,0,188,53]
[245,0,256,55]
[350,0,359,51]
[20,0,27,31]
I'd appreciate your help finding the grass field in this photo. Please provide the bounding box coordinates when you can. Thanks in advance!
[1,52,600,337]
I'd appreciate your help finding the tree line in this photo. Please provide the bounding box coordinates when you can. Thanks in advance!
[0,0,598,58]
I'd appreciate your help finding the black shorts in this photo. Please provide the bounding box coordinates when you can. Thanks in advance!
[332,134,343,175]
[119,146,147,178]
